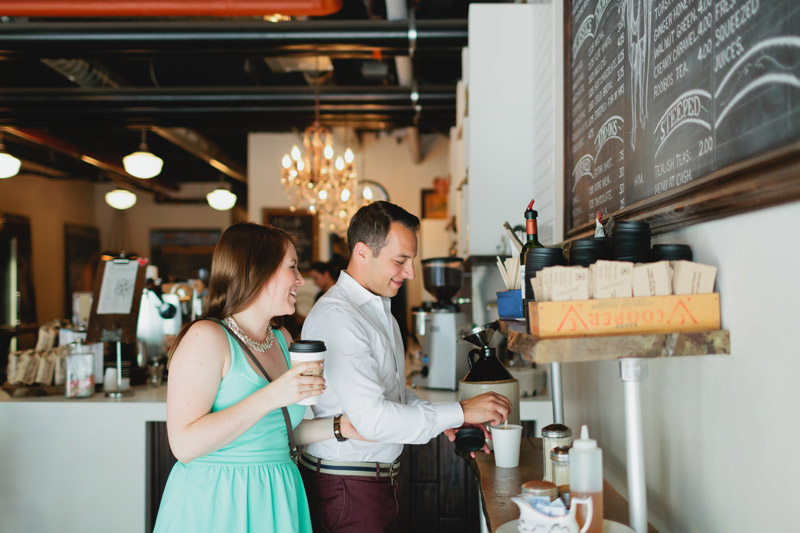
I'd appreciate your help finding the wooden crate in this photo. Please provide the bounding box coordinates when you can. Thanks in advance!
[527,293,720,338]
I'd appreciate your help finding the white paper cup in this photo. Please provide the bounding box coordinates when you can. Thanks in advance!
[289,340,326,406]
[490,424,523,468]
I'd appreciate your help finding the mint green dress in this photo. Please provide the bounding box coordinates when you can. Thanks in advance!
[154,327,312,533]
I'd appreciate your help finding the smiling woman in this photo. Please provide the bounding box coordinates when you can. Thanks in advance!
[155,222,364,533]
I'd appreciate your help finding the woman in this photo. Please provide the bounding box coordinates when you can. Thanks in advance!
[154,222,360,533]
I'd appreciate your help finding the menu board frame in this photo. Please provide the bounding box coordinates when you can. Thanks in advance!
[563,1,800,239]
[262,208,319,275]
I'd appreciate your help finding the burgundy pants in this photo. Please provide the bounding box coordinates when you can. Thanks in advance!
[300,466,399,533]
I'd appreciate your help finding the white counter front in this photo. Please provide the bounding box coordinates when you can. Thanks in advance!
[0,386,551,533]
[0,387,167,533]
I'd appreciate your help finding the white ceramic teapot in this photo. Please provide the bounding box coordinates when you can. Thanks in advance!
[511,495,593,533]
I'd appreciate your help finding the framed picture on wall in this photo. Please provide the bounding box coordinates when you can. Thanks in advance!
[262,209,319,274]
[150,229,221,281]
[421,189,448,219]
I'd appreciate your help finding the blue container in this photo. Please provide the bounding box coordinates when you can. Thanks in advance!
[497,289,523,320]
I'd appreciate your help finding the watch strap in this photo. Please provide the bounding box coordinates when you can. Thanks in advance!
[333,413,348,442]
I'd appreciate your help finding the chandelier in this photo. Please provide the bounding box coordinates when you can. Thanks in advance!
[281,123,368,235]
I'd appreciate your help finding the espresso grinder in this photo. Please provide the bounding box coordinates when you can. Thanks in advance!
[411,257,470,390]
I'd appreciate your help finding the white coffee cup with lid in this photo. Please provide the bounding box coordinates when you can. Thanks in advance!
[289,340,326,406]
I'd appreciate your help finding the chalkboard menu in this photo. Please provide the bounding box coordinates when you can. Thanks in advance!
[262,208,319,273]
[566,0,800,235]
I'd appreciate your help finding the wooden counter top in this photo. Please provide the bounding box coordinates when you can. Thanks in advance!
[460,438,656,532]
[498,320,730,364]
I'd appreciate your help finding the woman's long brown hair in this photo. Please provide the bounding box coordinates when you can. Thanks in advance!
[167,222,295,366]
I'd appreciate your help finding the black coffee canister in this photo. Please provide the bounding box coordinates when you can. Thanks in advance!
[651,244,693,262]
[524,247,566,315]
[611,220,651,263]
[568,237,610,267]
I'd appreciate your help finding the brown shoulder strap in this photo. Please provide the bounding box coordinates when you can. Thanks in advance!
[200,317,298,460]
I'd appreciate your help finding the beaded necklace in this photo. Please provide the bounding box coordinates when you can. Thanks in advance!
[224,316,274,352]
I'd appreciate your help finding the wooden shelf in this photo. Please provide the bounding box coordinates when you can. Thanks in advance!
[459,438,656,532]
[498,321,730,364]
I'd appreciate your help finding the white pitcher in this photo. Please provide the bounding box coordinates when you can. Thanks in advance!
[511,495,593,533]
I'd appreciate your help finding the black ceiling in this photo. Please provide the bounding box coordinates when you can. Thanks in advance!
[0,1,498,199]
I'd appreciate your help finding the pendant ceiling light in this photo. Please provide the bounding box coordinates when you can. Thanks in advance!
[206,185,237,211]
[105,188,137,210]
[123,130,163,179]
[0,138,22,179]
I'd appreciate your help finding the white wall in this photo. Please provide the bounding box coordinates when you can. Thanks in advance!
[247,130,451,312]
[562,201,800,531]
[0,174,95,323]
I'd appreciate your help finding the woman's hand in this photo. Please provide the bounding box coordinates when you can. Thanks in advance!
[339,414,372,441]
[263,361,325,407]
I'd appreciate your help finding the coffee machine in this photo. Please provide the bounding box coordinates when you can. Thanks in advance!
[411,257,470,390]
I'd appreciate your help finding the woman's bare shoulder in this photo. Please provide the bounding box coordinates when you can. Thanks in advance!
[184,319,228,341]
[172,319,229,361]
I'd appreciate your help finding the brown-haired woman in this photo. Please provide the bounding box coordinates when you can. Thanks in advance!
[154,222,361,533]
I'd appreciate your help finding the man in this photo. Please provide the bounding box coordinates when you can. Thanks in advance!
[301,201,512,533]
[308,261,338,301]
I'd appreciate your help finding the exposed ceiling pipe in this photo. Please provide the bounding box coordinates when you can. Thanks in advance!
[1,126,178,194]
[0,86,456,107]
[0,86,456,127]
[0,20,467,59]
[385,0,422,164]
[40,57,247,182]
[0,0,343,17]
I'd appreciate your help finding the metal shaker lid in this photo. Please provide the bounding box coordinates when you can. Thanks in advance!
[521,480,558,498]
[541,424,572,438]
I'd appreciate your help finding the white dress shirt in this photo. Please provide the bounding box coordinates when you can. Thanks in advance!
[302,271,464,463]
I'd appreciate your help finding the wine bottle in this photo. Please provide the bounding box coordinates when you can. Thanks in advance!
[519,199,542,300]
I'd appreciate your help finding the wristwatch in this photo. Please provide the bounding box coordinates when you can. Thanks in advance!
[333,414,348,442]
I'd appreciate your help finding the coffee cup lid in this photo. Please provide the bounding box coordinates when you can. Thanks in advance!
[289,340,326,352]
[454,428,486,452]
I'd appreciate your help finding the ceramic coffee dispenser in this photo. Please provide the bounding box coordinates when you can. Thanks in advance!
[458,323,520,425]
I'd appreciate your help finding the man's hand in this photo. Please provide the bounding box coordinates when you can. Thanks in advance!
[459,392,512,427]
[444,422,492,457]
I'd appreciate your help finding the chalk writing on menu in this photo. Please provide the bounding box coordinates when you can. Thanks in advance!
[96,261,139,315]
[567,0,800,232]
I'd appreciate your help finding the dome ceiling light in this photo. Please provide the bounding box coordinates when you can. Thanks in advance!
[0,138,22,179]
[123,130,163,179]
[105,189,137,210]
[206,186,237,211]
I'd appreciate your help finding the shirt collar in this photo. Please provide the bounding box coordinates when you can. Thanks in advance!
[337,270,386,308]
